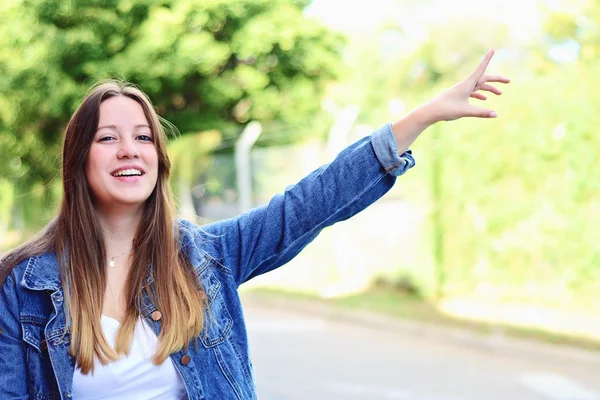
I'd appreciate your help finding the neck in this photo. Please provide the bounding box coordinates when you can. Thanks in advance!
[96,205,144,254]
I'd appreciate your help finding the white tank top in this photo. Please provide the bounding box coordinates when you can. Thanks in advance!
[72,315,188,400]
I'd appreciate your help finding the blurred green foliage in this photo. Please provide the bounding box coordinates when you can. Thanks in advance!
[0,0,343,232]
[430,61,600,307]
[542,0,600,62]
[327,0,600,308]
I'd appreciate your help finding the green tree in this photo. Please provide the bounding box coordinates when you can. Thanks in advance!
[0,0,342,190]
[0,0,343,229]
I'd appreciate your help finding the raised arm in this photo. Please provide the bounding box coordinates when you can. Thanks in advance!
[198,48,509,286]
[199,124,414,285]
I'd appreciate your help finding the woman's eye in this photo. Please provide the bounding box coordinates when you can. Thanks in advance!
[138,135,153,142]
[98,136,115,142]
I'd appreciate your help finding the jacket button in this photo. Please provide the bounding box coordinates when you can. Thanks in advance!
[180,355,191,365]
[151,310,162,321]
[40,339,48,351]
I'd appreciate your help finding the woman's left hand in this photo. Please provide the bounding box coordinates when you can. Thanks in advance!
[391,48,511,154]
[426,48,511,122]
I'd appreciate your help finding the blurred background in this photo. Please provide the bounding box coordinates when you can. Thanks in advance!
[1,0,599,352]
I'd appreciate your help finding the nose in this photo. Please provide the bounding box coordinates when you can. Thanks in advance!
[117,137,140,159]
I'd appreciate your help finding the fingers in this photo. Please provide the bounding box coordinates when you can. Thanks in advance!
[470,82,502,99]
[467,48,495,84]
[467,105,498,118]
[477,83,503,95]
[470,92,487,101]
[481,74,511,84]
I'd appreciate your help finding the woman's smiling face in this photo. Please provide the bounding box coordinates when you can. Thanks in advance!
[85,95,159,211]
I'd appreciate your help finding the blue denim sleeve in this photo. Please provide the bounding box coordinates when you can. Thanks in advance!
[0,272,29,399]
[370,123,416,176]
[201,124,415,286]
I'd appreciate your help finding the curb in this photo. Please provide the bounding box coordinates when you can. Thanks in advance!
[240,292,600,368]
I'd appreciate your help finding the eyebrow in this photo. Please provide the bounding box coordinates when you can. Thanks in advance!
[96,124,151,132]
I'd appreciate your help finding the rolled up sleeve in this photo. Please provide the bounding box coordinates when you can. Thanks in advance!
[370,123,416,177]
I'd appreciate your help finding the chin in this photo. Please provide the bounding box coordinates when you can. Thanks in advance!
[111,192,154,207]
[121,195,153,205]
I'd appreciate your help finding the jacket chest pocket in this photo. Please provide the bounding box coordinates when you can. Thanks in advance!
[197,264,233,348]
[21,317,65,400]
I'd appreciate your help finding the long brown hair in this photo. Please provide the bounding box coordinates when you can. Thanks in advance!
[0,80,205,374]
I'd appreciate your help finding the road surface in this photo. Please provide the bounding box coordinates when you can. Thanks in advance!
[245,306,600,400]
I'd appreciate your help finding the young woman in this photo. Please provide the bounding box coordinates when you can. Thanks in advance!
[0,49,509,399]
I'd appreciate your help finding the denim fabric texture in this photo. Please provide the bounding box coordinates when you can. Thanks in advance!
[0,123,415,399]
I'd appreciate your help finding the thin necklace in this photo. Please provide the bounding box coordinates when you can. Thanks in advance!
[108,249,131,268]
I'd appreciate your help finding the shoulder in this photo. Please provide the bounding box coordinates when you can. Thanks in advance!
[177,218,223,250]
[7,252,61,292]
[176,219,232,277]
[177,218,198,239]
[177,218,203,252]
[1,252,59,318]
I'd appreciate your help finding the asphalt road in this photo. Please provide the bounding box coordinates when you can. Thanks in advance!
[245,306,600,400]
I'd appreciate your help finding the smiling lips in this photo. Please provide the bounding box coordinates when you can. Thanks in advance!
[111,166,145,182]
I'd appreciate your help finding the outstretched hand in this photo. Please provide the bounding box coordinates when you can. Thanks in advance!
[428,48,510,122]
[390,48,511,153]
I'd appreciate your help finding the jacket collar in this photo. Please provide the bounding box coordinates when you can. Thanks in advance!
[19,220,195,293]
[19,252,160,318]
[21,252,62,291]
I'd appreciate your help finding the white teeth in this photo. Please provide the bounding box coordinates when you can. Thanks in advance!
[113,168,142,177]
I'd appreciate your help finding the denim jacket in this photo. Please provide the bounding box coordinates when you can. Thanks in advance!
[0,124,415,400]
